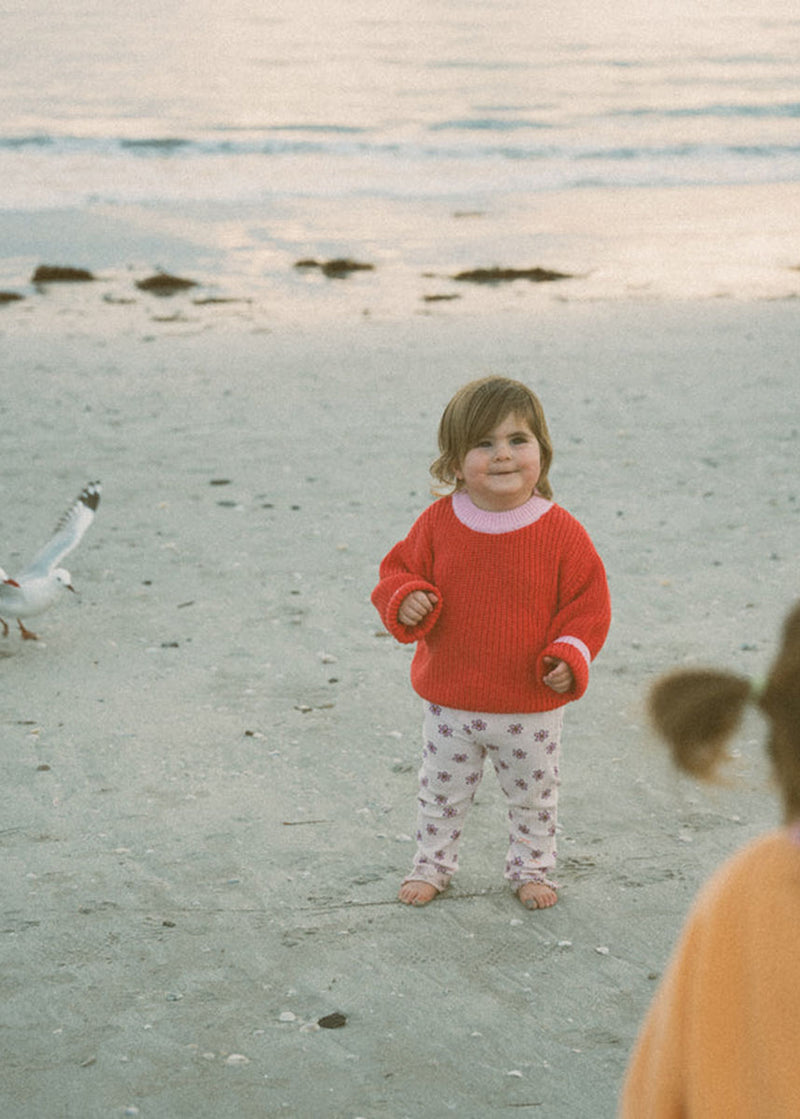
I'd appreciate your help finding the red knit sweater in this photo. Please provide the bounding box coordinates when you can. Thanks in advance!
[372,493,611,713]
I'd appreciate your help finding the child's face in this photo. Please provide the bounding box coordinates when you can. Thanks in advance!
[455,412,542,511]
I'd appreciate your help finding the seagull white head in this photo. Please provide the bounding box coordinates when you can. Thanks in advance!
[54,568,76,594]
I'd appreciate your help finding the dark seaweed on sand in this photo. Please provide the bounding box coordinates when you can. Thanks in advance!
[136,272,199,294]
[32,265,95,283]
[294,258,375,278]
[452,266,572,284]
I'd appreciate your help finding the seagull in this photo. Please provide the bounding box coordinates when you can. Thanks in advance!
[0,481,101,640]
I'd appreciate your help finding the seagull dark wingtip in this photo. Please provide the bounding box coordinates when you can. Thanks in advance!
[80,481,102,512]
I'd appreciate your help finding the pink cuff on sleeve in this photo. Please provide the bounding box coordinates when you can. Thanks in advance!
[539,637,591,699]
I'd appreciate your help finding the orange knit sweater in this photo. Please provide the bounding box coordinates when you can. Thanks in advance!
[372,494,610,713]
[620,829,800,1118]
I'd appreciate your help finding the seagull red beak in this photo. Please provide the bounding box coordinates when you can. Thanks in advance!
[4,578,20,587]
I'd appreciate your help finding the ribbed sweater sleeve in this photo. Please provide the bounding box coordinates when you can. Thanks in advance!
[537,513,612,700]
[372,498,610,713]
[371,508,444,643]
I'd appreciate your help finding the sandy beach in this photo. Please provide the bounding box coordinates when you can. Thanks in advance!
[1,190,799,1118]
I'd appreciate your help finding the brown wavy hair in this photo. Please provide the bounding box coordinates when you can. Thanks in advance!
[431,376,554,499]
[649,602,800,821]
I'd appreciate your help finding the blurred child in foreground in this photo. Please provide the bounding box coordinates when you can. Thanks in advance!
[621,601,800,1117]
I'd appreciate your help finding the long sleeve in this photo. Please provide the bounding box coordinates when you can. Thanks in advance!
[538,517,611,699]
[371,512,444,644]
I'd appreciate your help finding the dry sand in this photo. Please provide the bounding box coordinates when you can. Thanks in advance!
[1,202,799,1118]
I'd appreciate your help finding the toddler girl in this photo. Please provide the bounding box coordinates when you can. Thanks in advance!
[371,376,611,909]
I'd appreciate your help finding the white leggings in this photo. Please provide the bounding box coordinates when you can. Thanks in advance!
[405,702,564,891]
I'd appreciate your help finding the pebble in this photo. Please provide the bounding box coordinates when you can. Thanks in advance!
[595,946,610,956]
[278,1011,297,1022]
[225,1054,250,1065]
[318,1012,347,1029]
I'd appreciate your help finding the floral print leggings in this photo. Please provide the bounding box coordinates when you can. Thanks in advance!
[404,702,564,892]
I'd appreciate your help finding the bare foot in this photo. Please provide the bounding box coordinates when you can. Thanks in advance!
[517,880,557,910]
[398,880,439,907]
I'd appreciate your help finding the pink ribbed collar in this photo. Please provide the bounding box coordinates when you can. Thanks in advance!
[451,490,554,534]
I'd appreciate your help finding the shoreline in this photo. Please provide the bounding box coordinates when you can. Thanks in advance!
[1,182,799,336]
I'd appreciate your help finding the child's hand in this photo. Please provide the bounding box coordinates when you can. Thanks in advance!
[398,590,438,627]
[543,656,574,693]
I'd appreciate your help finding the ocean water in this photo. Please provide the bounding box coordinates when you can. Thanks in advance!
[1,0,800,211]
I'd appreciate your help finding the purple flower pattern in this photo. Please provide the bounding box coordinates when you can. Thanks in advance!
[408,704,563,890]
